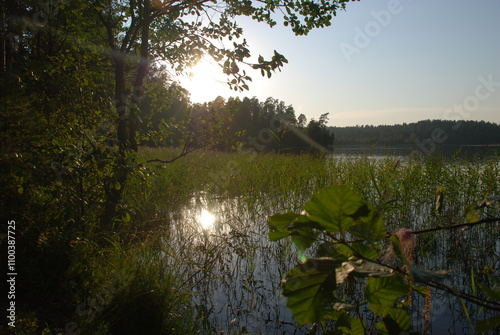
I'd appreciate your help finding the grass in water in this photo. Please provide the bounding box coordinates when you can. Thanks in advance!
[11,148,498,334]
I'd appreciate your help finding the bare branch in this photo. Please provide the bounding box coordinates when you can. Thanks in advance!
[333,217,500,245]
[146,147,196,164]
[410,217,500,235]
[146,130,198,164]
[427,279,500,312]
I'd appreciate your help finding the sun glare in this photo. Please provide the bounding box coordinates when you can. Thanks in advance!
[179,58,230,103]
[199,208,216,230]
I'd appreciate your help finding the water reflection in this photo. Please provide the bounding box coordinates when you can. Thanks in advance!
[162,188,499,334]
[198,208,215,231]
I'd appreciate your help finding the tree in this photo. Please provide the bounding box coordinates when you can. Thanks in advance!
[297,113,308,128]
[305,113,334,152]
[0,1,352,328]
[2,0,352,224]
[93,0,351,224]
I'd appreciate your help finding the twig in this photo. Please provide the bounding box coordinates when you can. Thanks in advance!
[426,280,500,312]
[325,232,500,312]
[410,217,500,235]
[146,146,196,164]
[335,217,500,244]
[146,131,197,164]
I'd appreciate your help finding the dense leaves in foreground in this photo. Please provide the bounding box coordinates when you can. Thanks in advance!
[269,185,500,333]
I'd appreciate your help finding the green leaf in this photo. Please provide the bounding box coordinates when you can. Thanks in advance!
[411,285,429,297]
[477,315,500,333]
[291,232,317,254]
[465,204,480,223]
[366,276,409,307]
[334,313,366,334]
[371,305,411,332]
[122,212,131,223]
[268,212,296,240]
[335,243,354,259]
[348,212,386,243]
[268,212,311,241]
[268,213,322,254]
[304,185,368,234]
[283,258,339,326]
[316,242,346,259]
[478,284,500,301]
[350,241,381,260]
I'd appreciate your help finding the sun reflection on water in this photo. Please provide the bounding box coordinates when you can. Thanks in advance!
[198,208,215,231]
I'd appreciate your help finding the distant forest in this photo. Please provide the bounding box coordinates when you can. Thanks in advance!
[139,85,500,152]
[331,120,500,146]
[138,89,335,153]
[137,82,500,152]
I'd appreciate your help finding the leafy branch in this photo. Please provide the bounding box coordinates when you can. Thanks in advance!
[268,185,500,333]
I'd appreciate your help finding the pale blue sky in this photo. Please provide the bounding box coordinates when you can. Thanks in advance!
[177,0,500,127]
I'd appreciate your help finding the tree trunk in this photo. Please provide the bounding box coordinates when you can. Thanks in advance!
[101,2,152,228]
[129,2,151,152]
[0,5,5,72]
[101,53,130,228]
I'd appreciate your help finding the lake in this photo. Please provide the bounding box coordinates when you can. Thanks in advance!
[160,155,500,334]
[332,143,500,159]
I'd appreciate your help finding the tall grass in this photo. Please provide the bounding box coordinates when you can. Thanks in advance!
[70,235,197,335]
[120,148,498,333]
[133,148,499,230]
[14,148,497,334]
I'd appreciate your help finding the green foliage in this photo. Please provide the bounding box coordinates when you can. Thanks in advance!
[89,245,195,334]
[268,184,500,333]
[304,185,370,234]
[366,276,409,306]
[3,3,498,334]
[282,258,339,326]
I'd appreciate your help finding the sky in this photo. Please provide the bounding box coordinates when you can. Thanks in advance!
[176,0,500,127]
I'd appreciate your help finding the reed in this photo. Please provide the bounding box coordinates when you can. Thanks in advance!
[13,148,498,334]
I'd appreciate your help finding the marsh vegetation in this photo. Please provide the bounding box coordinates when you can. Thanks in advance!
[8,148,499,334]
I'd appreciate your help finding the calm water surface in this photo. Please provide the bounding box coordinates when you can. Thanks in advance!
[162,158,499,334]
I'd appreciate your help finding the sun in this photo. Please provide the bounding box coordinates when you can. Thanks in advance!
[178,58,231,103]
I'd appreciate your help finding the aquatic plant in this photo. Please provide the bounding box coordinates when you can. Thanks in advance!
[268,185,500,333]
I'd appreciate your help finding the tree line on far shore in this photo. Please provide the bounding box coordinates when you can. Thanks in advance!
[136,79,335,153]
[330,119,500,146]
[138,79,499,152]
